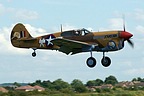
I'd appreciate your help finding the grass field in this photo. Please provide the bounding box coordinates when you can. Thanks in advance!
[27,91,144,96]
[75,90,144,96]
[1,88,144,96]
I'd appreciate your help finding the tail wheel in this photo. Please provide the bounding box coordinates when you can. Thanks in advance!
[86,57,96,68]
[101,57,111,67]
[32,48,37,57]
[32,52,36,57]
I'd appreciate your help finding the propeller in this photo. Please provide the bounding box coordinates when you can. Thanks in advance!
[120,31,134,48]
[127,39,134,48]
[120,15,134,48]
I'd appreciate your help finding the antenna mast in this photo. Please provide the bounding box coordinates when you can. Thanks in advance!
[61,24,63,33]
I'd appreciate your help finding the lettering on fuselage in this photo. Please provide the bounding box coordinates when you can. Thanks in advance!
[93,34,118,39]
[104,34,118,39]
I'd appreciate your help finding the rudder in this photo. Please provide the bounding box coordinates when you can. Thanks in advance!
[11,23,33,47]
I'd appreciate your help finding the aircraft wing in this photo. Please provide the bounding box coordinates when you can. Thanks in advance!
[51,38,97,55]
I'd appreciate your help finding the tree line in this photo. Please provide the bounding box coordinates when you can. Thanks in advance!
[1,75,144,96]
[27,75,144,93]
[27,75,117,92]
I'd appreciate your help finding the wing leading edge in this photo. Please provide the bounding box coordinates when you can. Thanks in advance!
[51,38,98,55]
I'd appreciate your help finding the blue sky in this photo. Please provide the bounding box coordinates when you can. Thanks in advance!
[0,0,144,83]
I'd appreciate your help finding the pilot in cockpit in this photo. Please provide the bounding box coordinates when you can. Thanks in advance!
[74,29,89,36]
[75,30,81,36]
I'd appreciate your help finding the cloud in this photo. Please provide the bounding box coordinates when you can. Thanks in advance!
[7,0,13,2]
[15,9,39,20]
[0,24,29,55]
[62,24,77,31]
[134,25,144,43]
[135,25,144,34]
[108,18,123,30]
[0,4,5,15]
[0,3,38,20]
[0,24,47,55]
[134,9,144,20]
[50,23,77,32]
[124,68,144,75]
[0,23,77,57]
[24,24,47,37]
[98,18,124,31]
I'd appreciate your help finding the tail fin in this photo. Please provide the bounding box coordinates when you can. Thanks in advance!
[11,23,33,48]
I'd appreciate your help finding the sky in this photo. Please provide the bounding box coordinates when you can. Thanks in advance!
[0,0,144,84]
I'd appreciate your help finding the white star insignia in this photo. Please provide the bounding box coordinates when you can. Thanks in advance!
[45,35,54,46]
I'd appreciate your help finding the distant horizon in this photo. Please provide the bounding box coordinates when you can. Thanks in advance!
[0,76,143,85]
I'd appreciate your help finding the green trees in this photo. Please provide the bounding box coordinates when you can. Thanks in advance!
[9,75,119,94]
[86,79,103,86]
[30,79,72,92]
[86,75,118,87]
[71,79,87,93]
[104,75,118,85]
[30,79,88,93]
[132,77,144,82]
[41,80,53,89]
[95,79,104,86]
[86,80,96,86]
[52,79,71,91]
[3,75,144,96]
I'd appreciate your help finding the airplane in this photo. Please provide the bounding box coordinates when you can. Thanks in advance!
[10,23,133,68]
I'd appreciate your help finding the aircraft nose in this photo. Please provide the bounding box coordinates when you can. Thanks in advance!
[119,31,133,40]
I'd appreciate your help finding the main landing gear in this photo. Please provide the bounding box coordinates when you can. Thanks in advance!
[86,51,96,68]
[86,52,111,68]
[101,52,111,67]
[32,48,37,57]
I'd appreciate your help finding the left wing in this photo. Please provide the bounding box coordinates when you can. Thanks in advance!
[51,38,97,55]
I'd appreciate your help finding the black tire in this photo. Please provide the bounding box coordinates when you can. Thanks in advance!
[32,52,36,57]
[101,57,111,67]
[86,57,96,68]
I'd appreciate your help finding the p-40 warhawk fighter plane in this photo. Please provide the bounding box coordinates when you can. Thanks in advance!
[11,23,133,68]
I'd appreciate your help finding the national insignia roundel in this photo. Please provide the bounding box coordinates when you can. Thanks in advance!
[45,34,56,47]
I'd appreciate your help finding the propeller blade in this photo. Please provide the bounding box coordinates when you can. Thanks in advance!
[123,22,126,32]
[123,15,126,32]
[127,39,134,48]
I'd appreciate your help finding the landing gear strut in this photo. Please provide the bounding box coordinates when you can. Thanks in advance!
[101,52,111,67]
[32,48,37,57]
[86,51,96,68]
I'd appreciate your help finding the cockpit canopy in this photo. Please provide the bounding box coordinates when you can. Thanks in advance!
[61,28,91,37]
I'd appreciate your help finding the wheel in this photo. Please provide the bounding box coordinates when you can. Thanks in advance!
[101,56,111,67]
[32,52,36,57]
[86,57,96,68]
